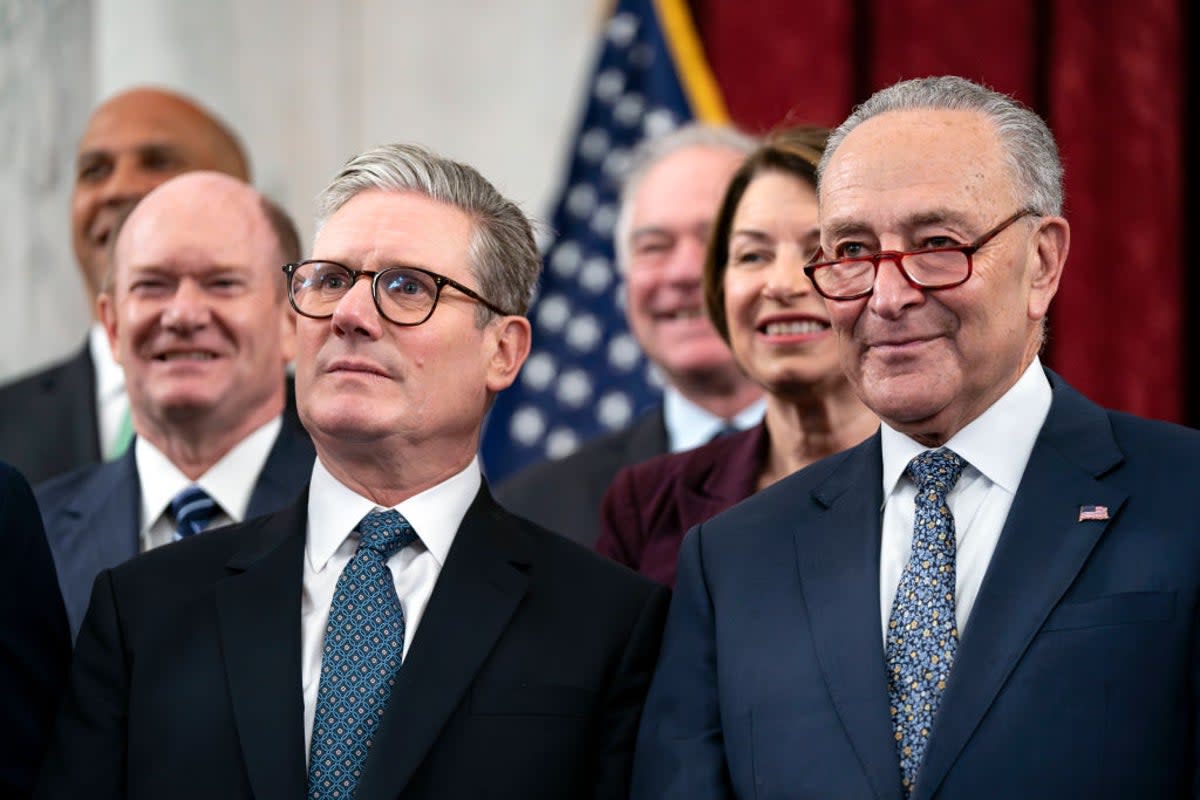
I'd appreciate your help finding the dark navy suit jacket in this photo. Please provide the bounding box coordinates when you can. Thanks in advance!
[634,372,1200,799]
[0,461,71,799]
[36,414,314,639]
[34,485,669,800]
[0,345,99,485]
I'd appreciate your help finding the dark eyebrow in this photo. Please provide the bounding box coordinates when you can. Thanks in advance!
[77,141,184,164]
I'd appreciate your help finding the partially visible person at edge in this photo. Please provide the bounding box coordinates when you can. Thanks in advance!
[0,87,251,485]
[597,127,877,586]
[495,124,765,547]
[0,461,70,799]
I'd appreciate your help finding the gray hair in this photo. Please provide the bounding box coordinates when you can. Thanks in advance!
[819,76,1063,216]
[316,143,541,323]
[614,123,758,270]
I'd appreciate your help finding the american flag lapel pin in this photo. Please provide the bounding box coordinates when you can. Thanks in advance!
[1078,505,1109,522]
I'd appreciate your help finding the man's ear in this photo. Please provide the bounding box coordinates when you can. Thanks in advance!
[485,316,532,393]
[97,292,122,366]
[1027,215,1070,322]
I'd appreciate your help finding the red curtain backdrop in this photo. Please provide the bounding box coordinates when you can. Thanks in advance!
[692,0,1185,423]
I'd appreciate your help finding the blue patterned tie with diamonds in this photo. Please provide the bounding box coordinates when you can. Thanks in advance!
[885,448,966,795]
[307,509,418,800]
[170,485,219,541]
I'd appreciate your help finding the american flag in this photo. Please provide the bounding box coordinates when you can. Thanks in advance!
[1077,505,1110,521]
[481,0,727,481]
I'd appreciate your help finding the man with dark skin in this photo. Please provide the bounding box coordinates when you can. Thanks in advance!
[0,88,250,484]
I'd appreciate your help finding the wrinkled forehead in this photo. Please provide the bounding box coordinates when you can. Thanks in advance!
[819,109,1017,232]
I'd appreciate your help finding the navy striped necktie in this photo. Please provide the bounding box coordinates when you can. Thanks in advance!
[170,485,219,541]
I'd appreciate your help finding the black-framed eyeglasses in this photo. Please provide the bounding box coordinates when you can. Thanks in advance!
[282,260,514,326]
[802,209,1039,301]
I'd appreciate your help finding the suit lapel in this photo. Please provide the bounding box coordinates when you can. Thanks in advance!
[215,494,309,800]
[52,451,141,635]
[245,416,314,518]
[677,424,767,519]
[796,434,903,800]
[914,376,1126,799]
[356,487,531,798]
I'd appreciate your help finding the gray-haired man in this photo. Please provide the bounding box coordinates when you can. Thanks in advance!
[37,144,670,800]
[497,124,765,546]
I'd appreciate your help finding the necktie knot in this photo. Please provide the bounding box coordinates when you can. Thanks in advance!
[170,485,218,540]
[906,448,965,494]
[356,509,418,560]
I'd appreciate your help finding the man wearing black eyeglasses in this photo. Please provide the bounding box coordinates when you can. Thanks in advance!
[37,144,669,800]
[635,76,1200,799]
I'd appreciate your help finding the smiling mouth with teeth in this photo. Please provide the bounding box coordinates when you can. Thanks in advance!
[761,320,830,336]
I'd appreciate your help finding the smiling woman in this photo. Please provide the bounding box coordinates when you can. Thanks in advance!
[597,127,880,587]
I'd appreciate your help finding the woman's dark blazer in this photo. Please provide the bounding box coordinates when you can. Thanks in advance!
[597,423,768,587]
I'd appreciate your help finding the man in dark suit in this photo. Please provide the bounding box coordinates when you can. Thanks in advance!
[36,143,669,800]
[495,124,765,546]
[633,75,1200,799]
[37,170,312,639]
[0,87,251,485]
[0,462,70,799]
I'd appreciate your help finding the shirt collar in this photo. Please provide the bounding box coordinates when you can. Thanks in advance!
[135,415,283,537]
[880,357,1052,502]
[89,323,124,401]
[305,455,482,573]
[662,387,766,453]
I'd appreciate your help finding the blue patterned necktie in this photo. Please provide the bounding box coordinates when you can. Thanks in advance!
[170,485,219,541]
[885,448,966,795]
[307,509,418,800]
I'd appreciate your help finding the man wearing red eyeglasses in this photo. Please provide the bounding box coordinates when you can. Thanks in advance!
[635,75,1200,799]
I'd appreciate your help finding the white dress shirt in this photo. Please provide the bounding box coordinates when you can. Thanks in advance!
[879,358,1052,643]
[90,324,128,459]
[136,416,282,551]
[301,456,481,754]
[663,386,765,453]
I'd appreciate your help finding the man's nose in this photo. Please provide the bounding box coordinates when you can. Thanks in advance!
[661,234,706,285]
[868,255,925,318]
[330,275,383,338]
[161,280,212,331]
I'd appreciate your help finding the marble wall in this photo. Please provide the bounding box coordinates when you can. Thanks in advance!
[0,0,93,379]
[0,0,599,381]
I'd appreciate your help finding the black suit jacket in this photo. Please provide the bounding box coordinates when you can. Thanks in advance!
[0,461,71,799]
[0,345,99,486]
[36,414,315,639]
[494,407,668,547]
[35,483,670,800]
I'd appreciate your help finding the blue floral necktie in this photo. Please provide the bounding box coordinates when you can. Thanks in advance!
[307,509,418,800]
[885,448,966,795]
[170,485,219,541]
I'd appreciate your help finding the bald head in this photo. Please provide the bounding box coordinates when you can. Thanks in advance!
[73,87,251,308]
[112,171,286,282]
[100,171,297,465]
